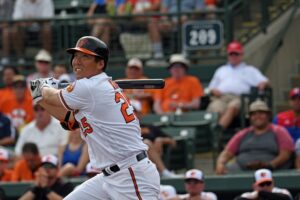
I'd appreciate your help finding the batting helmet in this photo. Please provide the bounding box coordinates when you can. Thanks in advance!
[66,36,109,71]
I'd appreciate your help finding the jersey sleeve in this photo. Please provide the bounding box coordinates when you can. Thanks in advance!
[272,125,294,151]
[249,66,268,86]
[225,128,249,155]
[59,80,91,111]
[190,76,204,98]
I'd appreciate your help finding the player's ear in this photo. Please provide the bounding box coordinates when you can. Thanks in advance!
[96,59,105,71]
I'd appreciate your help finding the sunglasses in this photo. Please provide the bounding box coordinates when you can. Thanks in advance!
[228,52,241,56]
[258,181,272,187]
[185,179,203,184]
[37,60,50,64]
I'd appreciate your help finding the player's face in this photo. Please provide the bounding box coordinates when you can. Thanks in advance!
[228,52,243,66]
[72,52,103,79]
[255,181,273,192]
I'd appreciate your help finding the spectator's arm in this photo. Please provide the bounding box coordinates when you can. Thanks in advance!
[19,191,35,200]
[257,81,270,91]
[270,150,292,169]
[75,144,89,173]
[180,97,200,110]
[295,139,300,169]
[87,2,97,16]
[153,100,163,114]
[0,137,15,146]
[57,144,66,168]
[216,150,234,175]
[296,155,300,169]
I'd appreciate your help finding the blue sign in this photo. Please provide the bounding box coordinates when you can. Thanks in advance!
[182,20,223,50]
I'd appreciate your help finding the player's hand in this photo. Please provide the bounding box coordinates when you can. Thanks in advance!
[45,77,59,89]
[30,79,44,104]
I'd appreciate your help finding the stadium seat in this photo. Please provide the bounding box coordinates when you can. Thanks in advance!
[161,127,196,171]
[140,113,171,127]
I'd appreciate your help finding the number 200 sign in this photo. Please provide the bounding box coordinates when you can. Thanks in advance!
[182,20,223,50]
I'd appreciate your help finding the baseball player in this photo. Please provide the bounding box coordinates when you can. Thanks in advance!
[30,36,160,199]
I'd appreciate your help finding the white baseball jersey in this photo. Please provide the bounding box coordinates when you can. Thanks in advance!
[59,72,148,169]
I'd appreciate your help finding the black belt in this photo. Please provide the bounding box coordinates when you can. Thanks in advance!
[102,151,147,176]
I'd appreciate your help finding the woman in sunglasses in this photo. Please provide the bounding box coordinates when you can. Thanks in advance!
[236,169,292,200]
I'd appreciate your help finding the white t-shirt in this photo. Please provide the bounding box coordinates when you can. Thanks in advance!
[15,117,68,156]
[179,192,218,200]
[13,0,54,20]
[208,62,268,95]
[59,72,148,169]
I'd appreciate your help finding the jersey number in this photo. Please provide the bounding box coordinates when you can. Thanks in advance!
[115,92,135,123]
[80,117,93,136]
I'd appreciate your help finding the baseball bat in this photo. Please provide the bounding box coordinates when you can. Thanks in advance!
[59,79,165,89]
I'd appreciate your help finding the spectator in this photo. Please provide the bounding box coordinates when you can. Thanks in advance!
[15,104,68,157]
[235,169,292,200]
[147,0,205,61]
[153,54,204,114]
[123,58,154,115]
[273,87,300,143]
[296,138,300,169]
[133,101,177,177]
[53,63,73,83]
[0,66,19,99]
[175,169,217,200]
[0,148,13,182]
[11,0,54,64]
[19,154,74,200]
[85,162,100,179]
[0,112,16,147]
[27,49,54,84]
[0,0,14,66]
[87,0,126,45]
[216,100,294,175]
[0,75,34,132]
[57,129,89,177]
[159,185,177,200]
[11,142,41,182]
[207,41,269,130]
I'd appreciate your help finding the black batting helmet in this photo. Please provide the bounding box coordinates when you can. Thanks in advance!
[66,36,109,71]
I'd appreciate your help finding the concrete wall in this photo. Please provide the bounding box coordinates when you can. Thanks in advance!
[243,6,300,112]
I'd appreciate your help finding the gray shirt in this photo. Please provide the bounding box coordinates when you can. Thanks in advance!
[237,130,278,169]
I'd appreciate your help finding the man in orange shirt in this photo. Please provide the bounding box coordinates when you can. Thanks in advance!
[123,58,154,115]
[0,66,19,99]
[11,142,41,182]
[0,75,34,132]
[153,54,204,114]
[0,148,13,182]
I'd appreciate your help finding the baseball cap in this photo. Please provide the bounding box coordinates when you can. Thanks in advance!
[249,100,270,113]
[41,154,58,168]
[12,75,26,87]
[254,169,273,185]
[127,58,143,69]
[185,169,204,182]
[227,41,243,54]
[289,87,300,98]
[159,185,177,200]
[168,54,189,70]
[0,149,9,162]
[35,49,52,62]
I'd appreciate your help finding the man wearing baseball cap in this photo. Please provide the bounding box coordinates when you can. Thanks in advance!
[273,87,300,143]
[207,41,269,130]
[19,154,74,200]
[236,169,292,200]
[123,58,154,115]
[153,54,204,114]
[216,100,294,175]
[176,169,217,200]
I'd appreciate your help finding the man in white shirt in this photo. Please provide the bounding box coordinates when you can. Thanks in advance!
[15,104,68,157]
[11,0,54,64]
[236,169,292,200]
[207,41,269,130]
[175,169,217,200]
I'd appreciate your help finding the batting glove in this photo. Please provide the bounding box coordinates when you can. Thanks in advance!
[30,79,44,104]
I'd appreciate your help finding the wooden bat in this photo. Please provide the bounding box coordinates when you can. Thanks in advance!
[58,79,165,89]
